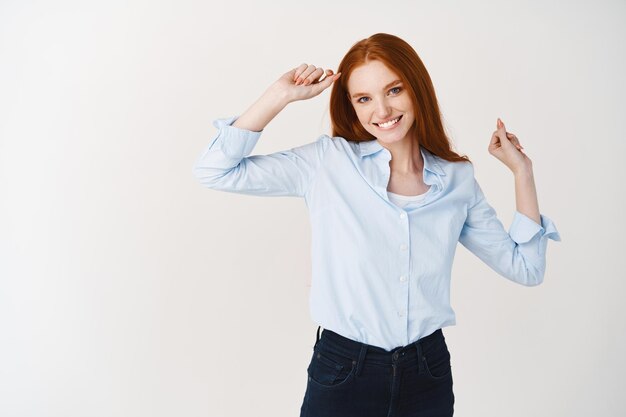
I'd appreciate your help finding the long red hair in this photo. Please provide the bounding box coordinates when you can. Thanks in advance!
[329,33,471,164]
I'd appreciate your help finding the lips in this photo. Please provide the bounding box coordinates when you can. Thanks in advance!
[374,115,402,127]
[374,115,402,129]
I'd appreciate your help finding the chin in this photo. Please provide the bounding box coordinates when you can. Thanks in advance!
[376,129,409,142]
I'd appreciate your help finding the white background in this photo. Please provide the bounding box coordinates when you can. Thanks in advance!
[1,0,624,416]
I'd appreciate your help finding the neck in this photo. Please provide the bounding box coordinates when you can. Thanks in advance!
[381,138,424,175]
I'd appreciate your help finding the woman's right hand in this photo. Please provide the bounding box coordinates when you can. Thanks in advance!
[271,63,341,103]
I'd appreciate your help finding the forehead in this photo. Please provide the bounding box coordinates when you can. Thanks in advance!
[347,60,400,92]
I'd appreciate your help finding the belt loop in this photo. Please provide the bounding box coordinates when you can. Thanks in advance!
[314,326,321,348]
[355,343,367,377]
[416,340,424,374]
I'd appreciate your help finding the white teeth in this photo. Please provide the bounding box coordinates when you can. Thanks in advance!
[377,117,400,128]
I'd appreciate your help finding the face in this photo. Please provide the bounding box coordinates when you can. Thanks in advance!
[346,60,416,145]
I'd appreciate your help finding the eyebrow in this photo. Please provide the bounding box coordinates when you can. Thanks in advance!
[351,80,403,99]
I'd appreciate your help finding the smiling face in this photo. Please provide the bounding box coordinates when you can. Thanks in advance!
[346,60,416,146]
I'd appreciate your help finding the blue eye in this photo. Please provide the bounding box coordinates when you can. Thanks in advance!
[356,86,402,103]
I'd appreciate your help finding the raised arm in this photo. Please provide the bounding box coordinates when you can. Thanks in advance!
[232,64,341,132]
[192,64,341,198]
[458,118,561,286]
[459,173,561,286]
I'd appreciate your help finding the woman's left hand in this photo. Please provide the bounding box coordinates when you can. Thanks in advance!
[488,118,532,175]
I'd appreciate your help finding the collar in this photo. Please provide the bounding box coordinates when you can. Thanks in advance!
[357,140,446,177]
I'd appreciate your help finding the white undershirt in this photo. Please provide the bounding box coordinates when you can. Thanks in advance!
[387,187,430,209]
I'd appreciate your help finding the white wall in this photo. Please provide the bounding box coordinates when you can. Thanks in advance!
[1,0,624,416]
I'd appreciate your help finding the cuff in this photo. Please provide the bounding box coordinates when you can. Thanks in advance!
[509,211,562,244]
[210,115,264,159]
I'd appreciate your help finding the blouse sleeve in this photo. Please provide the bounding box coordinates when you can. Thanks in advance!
[458,175,561,286]
[192,115,330,198]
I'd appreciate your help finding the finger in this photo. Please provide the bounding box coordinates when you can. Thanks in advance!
[497,118,509,138]
[497,118,513,145]
[506,132,524,149]
[509,136,522,147]
[318,68,334,82]
[296,65,318,85]
[489,131,500,147]
[316,69,335,85]
[293,63,308,82]
[496,119,515,150]
[318,71,341,90]
[308,68,328,85]
[295,64,312,84]
[304,68,325,85]
[510,140,523,151]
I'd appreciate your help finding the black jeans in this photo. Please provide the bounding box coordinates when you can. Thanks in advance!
[299,326,455,417]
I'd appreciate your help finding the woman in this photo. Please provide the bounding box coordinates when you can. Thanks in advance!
[193,33,561,417]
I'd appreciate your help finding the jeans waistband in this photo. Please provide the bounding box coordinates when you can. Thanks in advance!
[315,326,444,368]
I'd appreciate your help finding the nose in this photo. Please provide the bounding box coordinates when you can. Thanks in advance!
[375,99,392,119]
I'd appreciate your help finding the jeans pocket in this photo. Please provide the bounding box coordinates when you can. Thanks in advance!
[307,344,356,389]
[422,341,452,380]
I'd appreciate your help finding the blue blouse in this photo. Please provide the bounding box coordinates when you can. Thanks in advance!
[193,115,562,351]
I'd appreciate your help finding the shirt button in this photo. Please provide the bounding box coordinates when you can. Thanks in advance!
[399,275,407,282]
[399,243,408,251]
[397,311,405,317]
[399,212,406,219]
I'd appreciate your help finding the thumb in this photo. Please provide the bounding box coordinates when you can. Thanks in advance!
[497,117,506,131]
[287,68,298,81]
[319,71,341,90]
[497,118,514,148]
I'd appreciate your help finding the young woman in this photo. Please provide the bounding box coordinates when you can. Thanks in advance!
[193,33,561,417]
